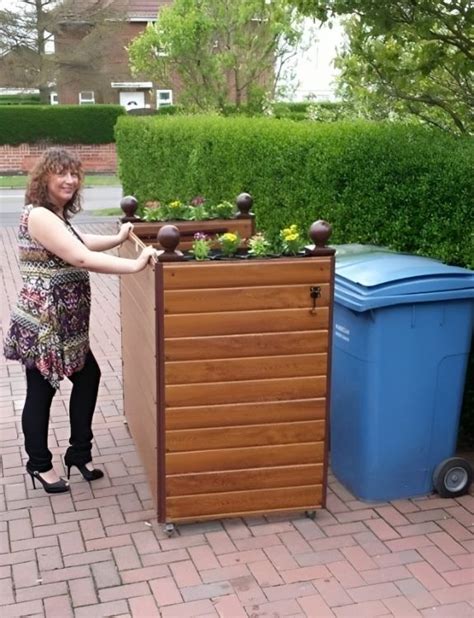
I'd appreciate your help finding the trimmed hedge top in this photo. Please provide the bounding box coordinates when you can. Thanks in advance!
[0,105,125,145]
[116,115,473,269]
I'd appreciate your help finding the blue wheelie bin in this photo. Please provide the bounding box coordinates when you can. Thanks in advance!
[330,250,474,502]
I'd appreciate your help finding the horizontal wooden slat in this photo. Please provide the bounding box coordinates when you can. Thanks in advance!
[132,218,254,241]
[166,485,323,519]
[166,398,326,429]
[166,353,328,385]
[166,442,324,474]
[165,307,329,337]
[163,259,332,289]
[167,420,325,452]
[166,464,324,496]
[166,375,327,407]
[164,284,330,314]
[164,330,329,361]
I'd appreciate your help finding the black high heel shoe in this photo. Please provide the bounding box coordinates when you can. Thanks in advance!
[66,463,104,482]
[28,470,70,494]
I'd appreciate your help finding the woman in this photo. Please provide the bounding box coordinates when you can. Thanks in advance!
[4,148,156,494]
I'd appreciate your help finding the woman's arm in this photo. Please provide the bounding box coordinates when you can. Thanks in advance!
[28,209,154,274]
[80,223,133,251]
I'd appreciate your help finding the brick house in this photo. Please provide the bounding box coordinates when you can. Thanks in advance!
[54,0,177,110]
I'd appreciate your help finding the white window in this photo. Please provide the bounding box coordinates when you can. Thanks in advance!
[79,91,95,104]
[50,92,58,105]
[156,89,173,109]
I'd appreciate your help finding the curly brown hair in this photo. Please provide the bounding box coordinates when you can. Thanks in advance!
[25,148,84,219]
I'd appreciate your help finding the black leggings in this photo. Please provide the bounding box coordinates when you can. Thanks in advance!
[22,351,101,473]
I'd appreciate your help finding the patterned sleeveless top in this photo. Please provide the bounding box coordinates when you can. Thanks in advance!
[4,205,91,388]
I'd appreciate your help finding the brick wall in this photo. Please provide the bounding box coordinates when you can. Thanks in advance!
[0,143,117,174]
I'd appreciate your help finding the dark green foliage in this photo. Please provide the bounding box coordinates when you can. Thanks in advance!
[116,115,473,268]
[0,94,41,105]
[0,105,126,145]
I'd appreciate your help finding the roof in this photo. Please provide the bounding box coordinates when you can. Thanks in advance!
[127,1,170,20]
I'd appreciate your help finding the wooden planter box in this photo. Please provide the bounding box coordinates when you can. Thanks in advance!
[129,218,255,251]
[119,237,335,524]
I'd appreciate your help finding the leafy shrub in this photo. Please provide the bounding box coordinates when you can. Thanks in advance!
[115,115,473,268]
[116,114,474,444]
[0,94,41,105]
[0,105,125,145]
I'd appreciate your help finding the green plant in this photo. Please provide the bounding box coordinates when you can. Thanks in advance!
[279,224,303,255]
[217,231,241,256]
[0,105,125,145]
[190,232,212,260]
[207,201,235,219]
[248,232,271,257]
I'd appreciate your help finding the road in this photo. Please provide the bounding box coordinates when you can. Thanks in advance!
[0,186,123,227]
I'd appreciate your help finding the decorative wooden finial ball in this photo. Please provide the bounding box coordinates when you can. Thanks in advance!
[157,225,180,252]
[309,220,332,247]
[236,192,253,217]
[120,196,138,218]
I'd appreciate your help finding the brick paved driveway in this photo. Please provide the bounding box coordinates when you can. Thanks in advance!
[1,223,473,617]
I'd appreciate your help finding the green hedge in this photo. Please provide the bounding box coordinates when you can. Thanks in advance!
[0,94,41,105]
[115,115,473,268]
[0,105,125,145]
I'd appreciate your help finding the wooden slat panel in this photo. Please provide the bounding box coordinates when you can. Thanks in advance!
[167,420,325,452]
[164,284,330,314]
[119,246,158,509]
[165,330,329,361]
[166,375,327,407]
[165,307,329,337]
[167,442,324,474]
[163,259,332,289]
[133,218,254,241]
[166,398,326,429]
[166,353,328,385]
[167,485,323,519]
[166,464,324,496]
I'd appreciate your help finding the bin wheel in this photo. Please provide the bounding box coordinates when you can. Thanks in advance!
[164,523,176,537]
[433,457,472,498]
[305,510,316,520]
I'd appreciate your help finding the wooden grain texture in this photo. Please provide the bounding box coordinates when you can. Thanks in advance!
[166,420,325,452]
[166,442,325,474]
[164,330,328,361]
[166,464,324,495]
[119,243,158,507]
[166,375,327,407]
[166,398,326,429]
[120,243,334,522]
[132,219,255,251]
[164,284,330,313]
[165,353,328,384]
[165,307,329,337]
[163,259,332,289]
[167,485,323,519]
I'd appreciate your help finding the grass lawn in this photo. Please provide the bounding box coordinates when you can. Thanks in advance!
[0,174,120,189]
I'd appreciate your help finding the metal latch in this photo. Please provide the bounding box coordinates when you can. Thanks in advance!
[309,286,321,314]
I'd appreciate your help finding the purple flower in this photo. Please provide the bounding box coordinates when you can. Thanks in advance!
[194,232,208,241]
[191,196,206,206]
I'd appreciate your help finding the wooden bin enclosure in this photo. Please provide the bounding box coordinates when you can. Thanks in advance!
[119,226,335,524]
[120,193,256,251]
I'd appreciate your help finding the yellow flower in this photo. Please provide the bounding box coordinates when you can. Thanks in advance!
[169,200,182,208]
[222,233,237,242]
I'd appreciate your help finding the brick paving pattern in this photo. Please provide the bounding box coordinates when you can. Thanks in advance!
[1,222,473,617]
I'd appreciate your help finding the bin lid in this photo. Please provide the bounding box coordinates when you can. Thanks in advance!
[335,252,474,311]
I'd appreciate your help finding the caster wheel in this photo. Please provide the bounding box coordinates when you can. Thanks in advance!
[305,510,316,520]
[164,522,176,537]
[433,457,472,498]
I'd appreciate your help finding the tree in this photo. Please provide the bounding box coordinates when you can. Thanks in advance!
[128,0,303,111]
[288,1,473,134]
[0,0,127,103]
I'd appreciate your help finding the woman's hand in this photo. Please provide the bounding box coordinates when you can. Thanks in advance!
[117,222,134,244]
[134,246,157,272]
